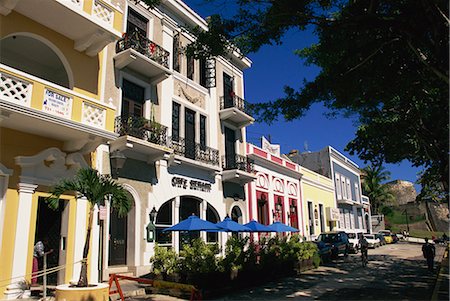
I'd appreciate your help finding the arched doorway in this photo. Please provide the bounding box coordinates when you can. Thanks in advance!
[179,197,201,246]
[108,191,134,266]
[231,206,243,223]
[0,34,71,88]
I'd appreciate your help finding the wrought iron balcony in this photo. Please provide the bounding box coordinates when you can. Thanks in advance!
[115,116,168,147]
[219,94,254,128]
[222,154,255,173]
[221,154,257,184]
[116,30,169,69]
[220,94,252,115]
[170,138,220,166]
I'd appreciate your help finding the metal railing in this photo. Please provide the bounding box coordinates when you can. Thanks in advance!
[116,30,170,69]
[170,137,219,166]
[115,116,168,147]
[219,94,253,115]
[222,154,255,173]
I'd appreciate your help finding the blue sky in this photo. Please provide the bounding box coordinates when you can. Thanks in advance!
[185,0,423,191]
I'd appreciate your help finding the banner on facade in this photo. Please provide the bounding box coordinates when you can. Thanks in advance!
[43,89,72,118]
[326,207,340,221]
[261,136,280,156]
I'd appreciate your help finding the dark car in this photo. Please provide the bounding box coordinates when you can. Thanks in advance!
[316,231,350,259]
[391,234,399,243]
[375,233,386,246]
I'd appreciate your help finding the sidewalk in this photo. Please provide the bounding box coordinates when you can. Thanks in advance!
[432,247,449,301]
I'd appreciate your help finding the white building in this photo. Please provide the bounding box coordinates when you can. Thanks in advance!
[288,147,372,234]
[99,0,256,278]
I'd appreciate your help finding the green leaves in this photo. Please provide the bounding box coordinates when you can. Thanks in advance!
[45,168,132,217]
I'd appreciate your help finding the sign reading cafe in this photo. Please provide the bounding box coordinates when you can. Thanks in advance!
[171,177,211,192]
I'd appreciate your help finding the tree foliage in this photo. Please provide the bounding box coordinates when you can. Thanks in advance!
[361,164,394,214]
[46,168,132,286]
[183,0,449,194]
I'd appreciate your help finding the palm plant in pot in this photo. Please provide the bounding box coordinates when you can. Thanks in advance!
[45,167,132,287]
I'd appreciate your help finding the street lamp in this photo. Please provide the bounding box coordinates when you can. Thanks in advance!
[273,197,283,221]
[149,206,158,224]
[110,150,126,178]
[147,206,158,243]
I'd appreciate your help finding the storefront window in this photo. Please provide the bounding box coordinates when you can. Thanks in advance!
[206,204,219,243]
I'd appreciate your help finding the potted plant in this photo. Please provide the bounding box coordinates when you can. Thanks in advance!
[45,168,132,300]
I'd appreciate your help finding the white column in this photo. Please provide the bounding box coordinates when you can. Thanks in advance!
[173,196,180,252]
[11,183,37,281]
[72,197,88,283]
[0,165,13,256]
[200,200,207,241]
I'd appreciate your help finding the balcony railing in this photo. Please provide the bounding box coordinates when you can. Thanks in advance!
[116,30,169,69]
[170,138,219,166]
[115,116,168,147]
[220,94,252,115]
[222,154,255,173]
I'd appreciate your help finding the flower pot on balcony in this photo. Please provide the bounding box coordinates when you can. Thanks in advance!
[55,283,109,301]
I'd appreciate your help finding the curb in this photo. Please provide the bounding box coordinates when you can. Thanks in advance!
[431,247,449,301]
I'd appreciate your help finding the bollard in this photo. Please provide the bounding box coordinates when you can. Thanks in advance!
[43,253,47,299]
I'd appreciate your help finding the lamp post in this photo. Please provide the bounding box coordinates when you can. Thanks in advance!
[110,150,126,178]
[273,197,283,222]
[146,206,158,242]
[403,209,410,232]
[288,202,297,226]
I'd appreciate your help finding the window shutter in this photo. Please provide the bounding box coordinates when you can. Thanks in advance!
[204,58,216,88]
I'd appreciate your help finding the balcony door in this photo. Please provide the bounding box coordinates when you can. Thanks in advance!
[185,108,196,160]
[223,73,233,108]
[127,8,148,37]
[121,79,145,118]
[224,127,236,169]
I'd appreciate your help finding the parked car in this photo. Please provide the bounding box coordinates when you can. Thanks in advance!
[396,233,404,240]
[316,231,350,259]
[347,232,363,253]
[363,234,380,248]
[382,234,394,244]
[315,240,333,262]
[391,234,399,243]
[375,233,386,246]
[378,230,392,235]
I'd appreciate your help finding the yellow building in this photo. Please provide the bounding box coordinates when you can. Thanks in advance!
[299,166,338,240]
[0,0,123,297]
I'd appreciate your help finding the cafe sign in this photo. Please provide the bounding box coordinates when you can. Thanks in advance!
[43,89,72,118]
[172,176,211,192]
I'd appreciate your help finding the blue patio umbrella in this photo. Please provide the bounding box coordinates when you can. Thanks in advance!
[216,217,251,232]
[163,215,221,232]
[267,221,300,232]
[243,220,273,232]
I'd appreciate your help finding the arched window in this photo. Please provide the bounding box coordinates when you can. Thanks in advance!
[206,203,219,243]
[155,200,173,244]
[231,206,243,223]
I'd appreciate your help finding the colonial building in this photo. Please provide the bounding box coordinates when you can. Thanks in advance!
[288,147,372,234]
[99,0,255,279]
[298,166,337,240]
[245,138,338,240]
[0,0,124,296]
[246,140,303,236]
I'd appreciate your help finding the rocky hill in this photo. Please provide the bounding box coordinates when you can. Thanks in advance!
[386,180,417,206]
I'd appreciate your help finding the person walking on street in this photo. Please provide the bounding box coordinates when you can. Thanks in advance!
[422,238,436,272]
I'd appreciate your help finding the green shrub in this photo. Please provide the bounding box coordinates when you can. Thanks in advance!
[150,244,179,279]
[178,238,220,278]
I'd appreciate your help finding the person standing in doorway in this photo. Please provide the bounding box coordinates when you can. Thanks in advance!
[32,237,53,286]
[422,238,436,272]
